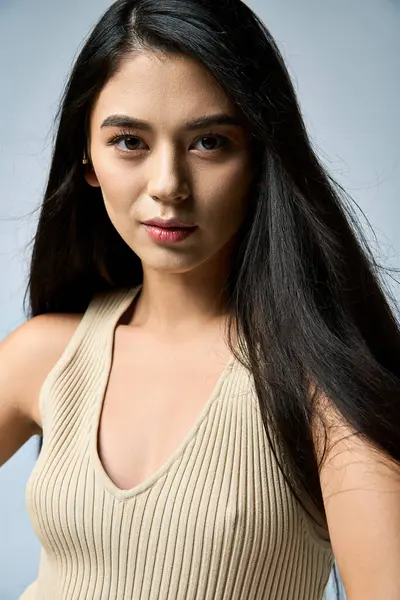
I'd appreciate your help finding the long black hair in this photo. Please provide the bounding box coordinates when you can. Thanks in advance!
[28,1,400,597]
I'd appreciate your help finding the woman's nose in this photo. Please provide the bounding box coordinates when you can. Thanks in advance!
[147,148,191,203]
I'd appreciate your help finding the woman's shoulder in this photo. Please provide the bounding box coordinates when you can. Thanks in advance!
[3,312,84,431]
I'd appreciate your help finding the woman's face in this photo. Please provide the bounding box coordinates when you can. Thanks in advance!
[86,50,254,275]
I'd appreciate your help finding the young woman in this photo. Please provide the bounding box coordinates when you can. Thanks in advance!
[1,0,399,599]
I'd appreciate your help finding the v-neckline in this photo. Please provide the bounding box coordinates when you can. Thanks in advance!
[90,285,237,501]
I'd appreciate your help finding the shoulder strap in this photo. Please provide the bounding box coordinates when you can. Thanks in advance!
[38,286,141,426]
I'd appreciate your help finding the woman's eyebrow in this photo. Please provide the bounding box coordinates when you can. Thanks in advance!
[100,113,244,131]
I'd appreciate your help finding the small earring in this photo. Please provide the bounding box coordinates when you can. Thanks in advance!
[82,151,89,165]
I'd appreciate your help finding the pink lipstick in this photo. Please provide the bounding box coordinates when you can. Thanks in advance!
[142,218,197,244]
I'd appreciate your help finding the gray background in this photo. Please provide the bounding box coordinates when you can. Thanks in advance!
[1,0,399,598]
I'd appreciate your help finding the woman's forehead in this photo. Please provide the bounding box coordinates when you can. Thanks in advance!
[90,51,238,130]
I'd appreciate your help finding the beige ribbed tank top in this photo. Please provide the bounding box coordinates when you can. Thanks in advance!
[21,286,334,600]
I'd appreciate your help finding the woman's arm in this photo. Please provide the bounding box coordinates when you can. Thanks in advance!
[312,396,400,600]
[0,322,43,467]
[0,313,81,467]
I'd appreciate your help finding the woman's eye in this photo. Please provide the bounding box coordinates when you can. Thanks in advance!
[193,135,229,152]
[109,133,230,154]
[113,136,144,152]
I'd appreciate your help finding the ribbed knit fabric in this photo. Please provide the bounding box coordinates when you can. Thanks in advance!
[21,286,334,600]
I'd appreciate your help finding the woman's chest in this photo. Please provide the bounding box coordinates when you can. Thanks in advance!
[26,337,309,594]
[97,338,235,491]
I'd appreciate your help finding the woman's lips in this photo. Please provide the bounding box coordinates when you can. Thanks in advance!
[142,224,197,244]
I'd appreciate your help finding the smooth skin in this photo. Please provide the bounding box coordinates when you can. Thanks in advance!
[1,50,400,600]
[85,50,254,335]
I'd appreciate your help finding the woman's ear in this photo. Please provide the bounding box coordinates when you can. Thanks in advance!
[82,145,100,187]
[84,167,101,188]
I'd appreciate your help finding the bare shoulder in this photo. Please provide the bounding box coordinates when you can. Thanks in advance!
[2,312,83,431]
